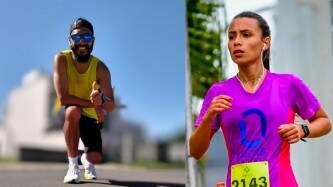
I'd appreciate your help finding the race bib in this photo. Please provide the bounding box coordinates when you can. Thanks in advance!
[231,161,270,187]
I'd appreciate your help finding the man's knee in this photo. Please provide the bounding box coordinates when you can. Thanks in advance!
[87,152,102,164]
[65,106,82,122]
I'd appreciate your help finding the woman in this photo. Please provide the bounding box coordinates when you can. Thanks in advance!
[189,11,332,187]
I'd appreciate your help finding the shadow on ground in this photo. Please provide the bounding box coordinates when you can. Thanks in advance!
[79,179,185,187]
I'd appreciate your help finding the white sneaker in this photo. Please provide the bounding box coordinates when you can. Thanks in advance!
[63,164,80,184]
[81,153,97,180]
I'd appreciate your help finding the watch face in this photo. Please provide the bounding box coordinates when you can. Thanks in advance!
[302,124,310,137]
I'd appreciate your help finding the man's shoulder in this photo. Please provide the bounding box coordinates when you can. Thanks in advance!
[95,59,111,79]
[54,51,68,67]
[56,50,71,57]
[92,55,104,65]
[94,57,109,71]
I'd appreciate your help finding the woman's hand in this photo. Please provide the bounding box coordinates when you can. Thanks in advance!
[203,95,233,123]
[278,124,304,144]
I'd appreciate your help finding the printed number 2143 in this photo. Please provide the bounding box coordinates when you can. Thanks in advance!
[232,176,268,187]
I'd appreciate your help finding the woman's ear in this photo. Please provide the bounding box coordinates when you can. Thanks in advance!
[262,37,271,50]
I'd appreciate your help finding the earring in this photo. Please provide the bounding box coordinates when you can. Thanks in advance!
[262,44,266,50]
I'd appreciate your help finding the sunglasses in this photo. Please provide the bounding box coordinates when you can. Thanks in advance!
[70,34,94,43]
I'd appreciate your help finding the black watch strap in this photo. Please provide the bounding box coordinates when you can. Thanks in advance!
[300,124,310,142]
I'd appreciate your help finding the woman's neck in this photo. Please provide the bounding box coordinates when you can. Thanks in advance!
[237,63,265,84]
[236,63,266,93]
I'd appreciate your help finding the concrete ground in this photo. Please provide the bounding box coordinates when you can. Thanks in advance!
[0,162,185,187]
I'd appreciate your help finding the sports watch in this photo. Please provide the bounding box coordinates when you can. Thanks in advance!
[300,124,310,142]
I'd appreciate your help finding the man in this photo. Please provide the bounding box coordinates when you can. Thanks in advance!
[53,18,115,183]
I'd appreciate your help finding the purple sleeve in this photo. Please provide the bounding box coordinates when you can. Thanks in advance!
[290,75,320,120]
[194,84,220,130]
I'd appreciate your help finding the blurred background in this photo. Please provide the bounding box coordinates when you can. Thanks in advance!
[186,0,333,186]
[0,0,186,172]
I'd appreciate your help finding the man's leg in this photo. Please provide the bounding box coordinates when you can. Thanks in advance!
[64,106,81,157]
[63,106,81,183]
[80,151,102,180]
[79,115,103,180]
[86,151,102,164]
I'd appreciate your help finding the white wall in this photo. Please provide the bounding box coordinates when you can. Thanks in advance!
[274,0,333,186]
[0,71,68,159]
[168,142,185,162]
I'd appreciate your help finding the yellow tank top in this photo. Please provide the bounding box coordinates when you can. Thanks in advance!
[62,50,99,120]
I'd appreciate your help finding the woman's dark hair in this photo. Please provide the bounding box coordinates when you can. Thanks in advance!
[233,11,271,70]
[70,18,94,35]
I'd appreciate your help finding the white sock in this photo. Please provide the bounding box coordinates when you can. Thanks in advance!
[68,156,78,166]
[81,153,92,165]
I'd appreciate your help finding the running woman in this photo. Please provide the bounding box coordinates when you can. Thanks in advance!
[189,11,332,187]
[53,18,115,183]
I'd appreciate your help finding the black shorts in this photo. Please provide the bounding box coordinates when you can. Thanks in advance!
[79,115,103,153]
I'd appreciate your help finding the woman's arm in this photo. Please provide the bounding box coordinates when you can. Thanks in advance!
[306,107,332,138]
[189,116,216,160]
[189,95,232,160]
[278,107,331,143]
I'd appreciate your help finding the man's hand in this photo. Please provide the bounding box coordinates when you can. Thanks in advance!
[95,106,106,123]
[90,81,102,106]
[90,90,102,106]
[91,81,106,123]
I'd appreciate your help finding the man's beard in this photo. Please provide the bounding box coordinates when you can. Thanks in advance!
[71,44,93,63]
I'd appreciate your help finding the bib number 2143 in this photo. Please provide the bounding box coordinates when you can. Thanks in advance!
[231,161,270,187]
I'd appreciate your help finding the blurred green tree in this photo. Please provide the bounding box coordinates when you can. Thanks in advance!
[186,0,226,99]
[185,1,227,186]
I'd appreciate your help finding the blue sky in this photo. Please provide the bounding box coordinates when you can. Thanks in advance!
[0,0,185,139]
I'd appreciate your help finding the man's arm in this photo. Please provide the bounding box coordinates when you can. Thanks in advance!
[53,53,93,107]
[96,61,115,112]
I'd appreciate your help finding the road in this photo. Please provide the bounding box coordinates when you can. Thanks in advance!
[0,162,185,187]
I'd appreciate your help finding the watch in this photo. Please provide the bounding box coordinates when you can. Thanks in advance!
[101,108,108,116]
[300,124,310,142]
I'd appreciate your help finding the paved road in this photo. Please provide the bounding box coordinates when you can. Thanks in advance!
[0,162,185,187]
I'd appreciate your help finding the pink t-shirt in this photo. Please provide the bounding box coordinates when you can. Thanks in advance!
[195,71,320,187]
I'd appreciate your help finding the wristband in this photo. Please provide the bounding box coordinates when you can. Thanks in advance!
[101,94,112,104]
[101,94,105,104]
[101,108,107,116]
